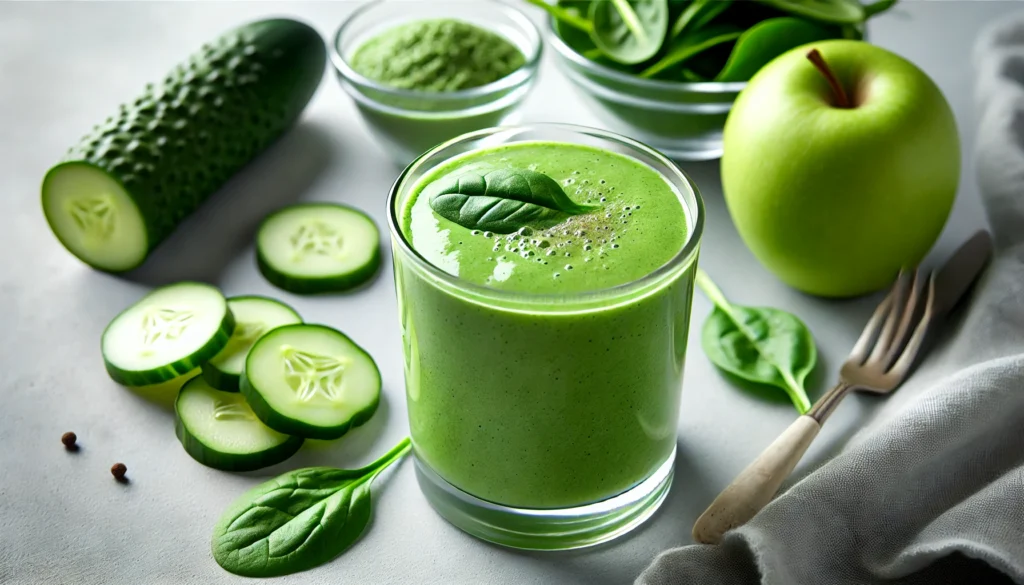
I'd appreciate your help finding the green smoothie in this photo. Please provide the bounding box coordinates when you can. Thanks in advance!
[394,141,697,509]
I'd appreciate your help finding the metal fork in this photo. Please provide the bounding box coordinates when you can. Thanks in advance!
[691,231,993,545]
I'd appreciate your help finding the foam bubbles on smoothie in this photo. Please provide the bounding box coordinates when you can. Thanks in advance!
[524,197,634,270]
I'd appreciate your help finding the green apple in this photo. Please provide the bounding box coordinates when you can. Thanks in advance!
[721,39,960,298]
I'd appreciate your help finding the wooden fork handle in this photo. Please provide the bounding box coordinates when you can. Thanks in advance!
[692,415,821,544]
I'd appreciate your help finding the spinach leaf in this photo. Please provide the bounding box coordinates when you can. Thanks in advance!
[681,67,708,82]
[588,0,670,65]
[754,0,865,25]
[523,0,594,32]
[667,0,691,22]
[548,3,638,72]
[428,167,596,234]
[640,24,742,78]
[670,0,733,40]
[686,40,737,79]
[211,437,412,577]
[696,269,816,414]
[863,0,898,18]
[714,17,835,82]
[840,22,865,40]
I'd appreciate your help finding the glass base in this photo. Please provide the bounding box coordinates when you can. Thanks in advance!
[414,446,675,551]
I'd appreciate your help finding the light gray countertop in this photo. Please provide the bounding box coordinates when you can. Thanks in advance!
[0,2,1013,584]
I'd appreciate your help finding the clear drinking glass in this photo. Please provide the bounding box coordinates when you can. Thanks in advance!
[387,124,705,550]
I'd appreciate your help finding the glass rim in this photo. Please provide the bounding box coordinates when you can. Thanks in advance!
[544,15,746,94]
[330,0,543,104]
[555,62,735,113]
[385,123,706,306]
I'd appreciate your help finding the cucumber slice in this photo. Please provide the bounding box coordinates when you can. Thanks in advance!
[240,324,381,440]
[102,282,234,386]
[175,377,303,471]
[256,203,381,294]
[202,296,303,392]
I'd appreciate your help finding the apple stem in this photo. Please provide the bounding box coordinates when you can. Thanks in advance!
[806,48,851,108]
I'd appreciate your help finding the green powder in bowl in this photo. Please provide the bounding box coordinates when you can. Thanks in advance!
[350,18,526,92]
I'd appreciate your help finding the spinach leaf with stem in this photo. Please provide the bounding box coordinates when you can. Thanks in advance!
[544,2,622,66]
[428,167,597,234]
[640,24,742,79]
[754,0,865,24]
[523,0,594,32]
[670,0,733,40]
[714,17,835,81]
[695,268,816,414]
[211,437,412,577]
[589,0,670,65]
[863,0,898,18]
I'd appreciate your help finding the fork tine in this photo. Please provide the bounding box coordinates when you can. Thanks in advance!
[888,272,937,379]
[882,268,926,369]
[849,286,895,364]
[867,270,913,364]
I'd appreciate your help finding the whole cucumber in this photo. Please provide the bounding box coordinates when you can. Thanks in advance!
[41,18,326,272]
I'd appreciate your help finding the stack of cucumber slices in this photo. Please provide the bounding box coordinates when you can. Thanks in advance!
[102,282,381,472]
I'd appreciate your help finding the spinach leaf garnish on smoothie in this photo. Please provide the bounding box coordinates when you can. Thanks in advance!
[427,167,598,233]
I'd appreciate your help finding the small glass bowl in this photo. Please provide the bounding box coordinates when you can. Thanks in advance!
[332,0,543,166]
[547,21,746,161]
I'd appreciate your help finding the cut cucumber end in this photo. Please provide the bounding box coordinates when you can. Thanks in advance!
[102,282,234,386]
[241,324,381,440]
[175,377,303,472]
[42,162,149,272]
[202,296,303,391]
[256,203,382,294]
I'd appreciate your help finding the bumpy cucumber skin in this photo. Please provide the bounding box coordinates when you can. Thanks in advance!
[42,18,327,272]
[239,324,382,440]
[256,204,382,295]
[174,378,304,472]
[201,295,303,392]
[102,283,236,386]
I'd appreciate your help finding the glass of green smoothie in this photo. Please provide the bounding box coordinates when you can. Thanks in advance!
[332,0,542,166]
[387,123,704,550]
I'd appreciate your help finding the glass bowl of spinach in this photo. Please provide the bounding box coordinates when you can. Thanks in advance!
[529,0,896,161]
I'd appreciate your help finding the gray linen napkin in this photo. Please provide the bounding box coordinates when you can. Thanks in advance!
[636,18,1024,585]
